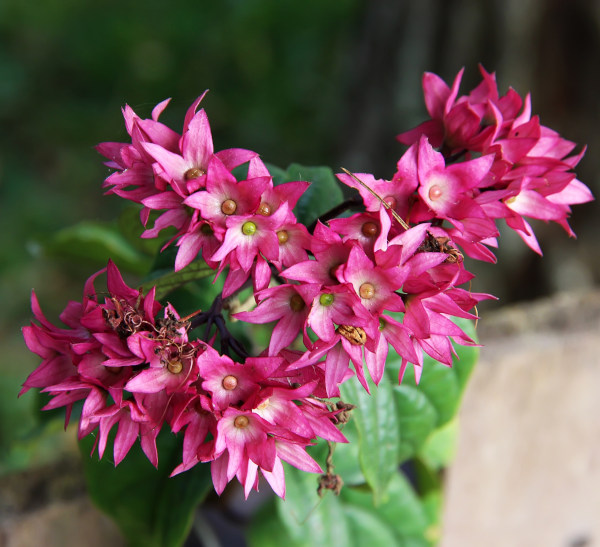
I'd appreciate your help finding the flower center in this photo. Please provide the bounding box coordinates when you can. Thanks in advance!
[257,202,272,216]
[167,360,183,374]
[277,230,289,244]
[319,293,335,306]
[383,195,397,208]
[184,167,205,181]
[222,375,238,390]
[289,294,305,312]
[359,282,375,299]
[505,196,517,205]
[361,222,379,237]
[234,415,250,429]
[242,221,257,236]
[428,185,443,201]
[221,199,237,215]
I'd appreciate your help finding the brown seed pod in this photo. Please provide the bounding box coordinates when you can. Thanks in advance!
[336,325,367,345]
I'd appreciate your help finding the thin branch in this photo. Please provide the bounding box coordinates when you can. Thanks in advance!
[340,167,410,230]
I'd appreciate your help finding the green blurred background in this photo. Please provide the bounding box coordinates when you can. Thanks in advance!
[1,0,598,485]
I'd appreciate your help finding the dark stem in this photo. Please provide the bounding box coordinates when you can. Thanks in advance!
[308,194,363,232]
[189,293,250,360]
[443,148,467,164]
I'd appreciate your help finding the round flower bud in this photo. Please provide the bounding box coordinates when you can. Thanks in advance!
[359,282,375,300]
[167,360,183,374]
[222,375,238,390]
[319,293,335,306]
[428,185,443,201]
[184,167,205,180]
[221,199,237,215]
[257,202,272,216]
[361,222,379,237]
[234,415,250,429]
[277,230,289,244]
[242,221,257,236]
[383,196,397,208]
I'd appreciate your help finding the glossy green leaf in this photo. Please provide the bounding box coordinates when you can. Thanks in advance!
[340,471,435,545]
[44,220,151,274]
[248,498,295,547]
[80,431,212,547]
[276,463,352,547]
[387,318,479,430]
[418,417,458,471]
[282,163,344,227]
[326,418,365,486]
[253,464,441,547]
[342,504,401,545]
[339,373,400,505]
[117,206,165,257]
[264,162,289,186]
[140,260,215,301]
[393,385,438,464]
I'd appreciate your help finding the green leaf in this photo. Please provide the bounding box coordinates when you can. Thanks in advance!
[325,419,365,486]
[276,463,352,547]
[264,162,288,186]
[342,504,400,545]
[282,163,344,227]
[387,318,479,429]
[44,220,151,274]
[117,206,165,257]
[80,431,212,547]
[418,417,458,471]
[248,498,295,547]
[393,385,438,464]
[253,460,442,547]
[376,318,479,467]
[340,471,436,546]
[140,260,215,301]
[339,373,400,505]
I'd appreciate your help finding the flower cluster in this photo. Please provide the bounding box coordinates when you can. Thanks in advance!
[22,261,344,498]
[23,68,593,498]
[97,93,310,297]
[395,65,593,257]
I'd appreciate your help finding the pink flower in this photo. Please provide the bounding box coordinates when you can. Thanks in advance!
[234,284,319,356]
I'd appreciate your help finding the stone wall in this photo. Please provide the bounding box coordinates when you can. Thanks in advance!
[442,291,600,547]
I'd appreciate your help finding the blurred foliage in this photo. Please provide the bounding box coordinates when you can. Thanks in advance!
[3,4,598,547]
[0,0,362,474]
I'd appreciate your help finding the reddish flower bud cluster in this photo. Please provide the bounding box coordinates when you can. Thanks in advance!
[24,69,593,498]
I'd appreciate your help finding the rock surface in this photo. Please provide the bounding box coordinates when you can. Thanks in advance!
[442,290,600,547]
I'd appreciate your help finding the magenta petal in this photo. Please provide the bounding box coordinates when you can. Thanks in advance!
[106,260,139,302]
[142,143,188,183]
[125,368,171,393]
[183,91,209,132]
[423,72,451,120]
[365,335,388,385]
[183,109,214,168]
[114,416,139,466]
[215,148,258,170]
[211,453,230,495]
